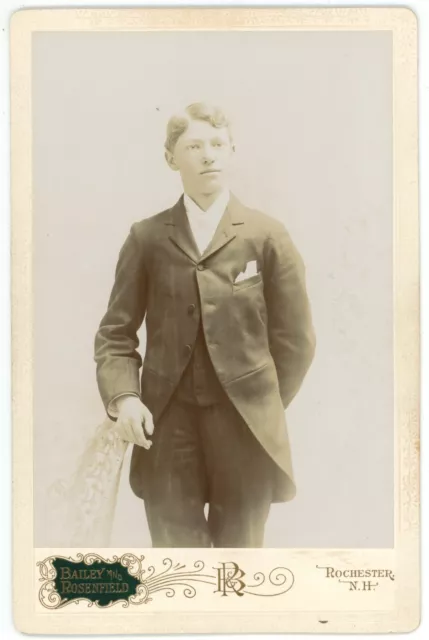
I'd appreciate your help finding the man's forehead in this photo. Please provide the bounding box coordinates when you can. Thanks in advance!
[182,119,229,137]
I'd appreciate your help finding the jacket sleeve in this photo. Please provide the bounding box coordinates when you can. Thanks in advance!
[263,224,316,409]
[94,223,147,416]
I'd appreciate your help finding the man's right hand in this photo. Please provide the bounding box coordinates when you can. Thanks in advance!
[115,396,154,450]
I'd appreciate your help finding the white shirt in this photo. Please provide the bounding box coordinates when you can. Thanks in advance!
[183,189,230,255]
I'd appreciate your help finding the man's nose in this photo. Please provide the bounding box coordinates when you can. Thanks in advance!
[201,144,216,163]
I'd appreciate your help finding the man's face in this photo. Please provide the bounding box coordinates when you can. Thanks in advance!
[166,119,234,196]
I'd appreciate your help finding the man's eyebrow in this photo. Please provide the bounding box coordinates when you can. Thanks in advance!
[185,136,225,143]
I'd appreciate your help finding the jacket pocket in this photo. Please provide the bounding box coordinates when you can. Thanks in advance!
[225,360,269,384]
[232,272,263,292]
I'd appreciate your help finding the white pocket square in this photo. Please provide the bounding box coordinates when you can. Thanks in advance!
[234,260,258,282]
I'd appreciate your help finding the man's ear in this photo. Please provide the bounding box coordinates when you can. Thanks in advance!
[165,149,179,171]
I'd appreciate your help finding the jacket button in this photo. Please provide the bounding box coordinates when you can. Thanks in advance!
[188,304,196,315]
[197,264,205,271]
[185,344,193,354]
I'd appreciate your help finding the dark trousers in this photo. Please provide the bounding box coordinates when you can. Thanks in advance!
[139,392,276,548]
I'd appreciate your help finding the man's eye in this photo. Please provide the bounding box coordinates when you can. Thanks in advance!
[188,144,200,150]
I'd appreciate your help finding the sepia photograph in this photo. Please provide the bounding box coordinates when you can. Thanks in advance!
[33,25,395,551]
[11,6,419,634]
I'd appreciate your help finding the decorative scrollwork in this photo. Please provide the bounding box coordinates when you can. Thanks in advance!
[120,553,145,579]
[247,571,266,587]
[129,583,151,605]
[37,554,295,608]
[39,580,63,609]
[37,556,57,582]
[244,567,294,596]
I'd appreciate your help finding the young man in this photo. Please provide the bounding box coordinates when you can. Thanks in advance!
[94,102,316,548]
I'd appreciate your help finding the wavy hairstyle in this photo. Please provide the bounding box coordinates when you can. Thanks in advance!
[164,102,233,152]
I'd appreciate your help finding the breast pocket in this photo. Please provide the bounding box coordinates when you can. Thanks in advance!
[232,272,263,293]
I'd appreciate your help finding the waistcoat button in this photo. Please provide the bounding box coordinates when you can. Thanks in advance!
[188,303,196,315]
[197,264,205,271]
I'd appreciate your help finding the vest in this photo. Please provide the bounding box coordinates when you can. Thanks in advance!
[175,322,225,406]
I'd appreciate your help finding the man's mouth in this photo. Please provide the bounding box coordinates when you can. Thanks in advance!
[201,169,220,175]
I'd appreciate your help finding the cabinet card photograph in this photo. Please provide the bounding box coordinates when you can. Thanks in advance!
[11,6,420,635]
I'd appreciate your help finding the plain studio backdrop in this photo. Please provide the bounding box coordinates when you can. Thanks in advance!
[33,30,393,548]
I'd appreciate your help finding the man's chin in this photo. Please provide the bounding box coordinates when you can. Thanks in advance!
[186,173,228,197]
[199,172,225,189]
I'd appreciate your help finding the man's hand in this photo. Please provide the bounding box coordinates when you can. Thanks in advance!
[115,396,154,449]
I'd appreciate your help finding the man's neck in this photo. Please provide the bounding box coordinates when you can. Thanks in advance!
[185,189,227,212]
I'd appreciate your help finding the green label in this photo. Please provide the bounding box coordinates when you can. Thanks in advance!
[52,558,141,607]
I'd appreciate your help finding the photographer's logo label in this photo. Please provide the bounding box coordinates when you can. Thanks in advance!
[52,557,140,606]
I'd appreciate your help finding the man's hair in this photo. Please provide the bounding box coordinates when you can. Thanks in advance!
[164,102,232,153]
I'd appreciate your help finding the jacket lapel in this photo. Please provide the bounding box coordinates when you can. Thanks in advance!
[165,195,201,264]
[165,192,246,264]
[200,192,245,261]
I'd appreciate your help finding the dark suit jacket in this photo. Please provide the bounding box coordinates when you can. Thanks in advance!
[95,193,316,502]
